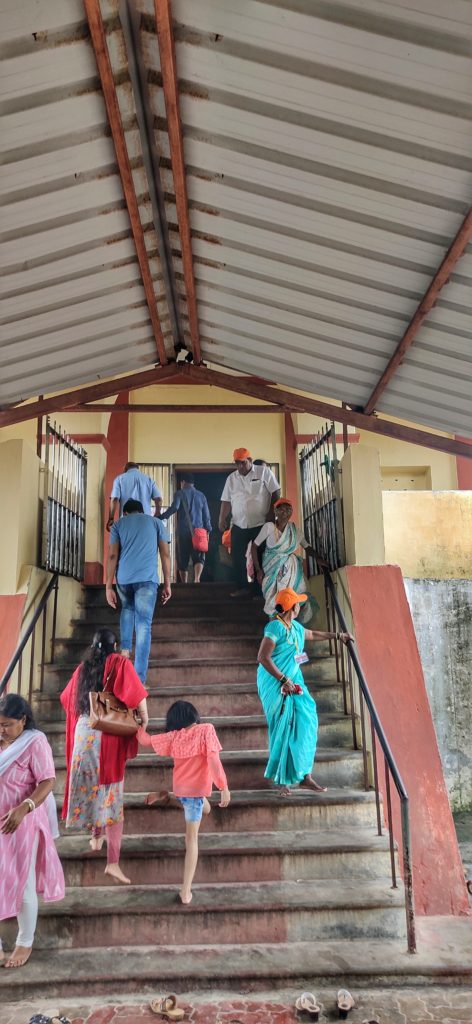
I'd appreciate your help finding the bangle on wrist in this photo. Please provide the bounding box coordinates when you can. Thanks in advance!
[23,798,35,813]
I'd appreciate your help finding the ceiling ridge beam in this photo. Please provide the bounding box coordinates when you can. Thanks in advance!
[155,0,202,364]
[364,207,472,415]
[182,363,472,461]
[84,0,169,365]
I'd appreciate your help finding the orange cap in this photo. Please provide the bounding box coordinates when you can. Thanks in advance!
[274,497,293,508]
[233,447,251,462]
[275,587,308,611]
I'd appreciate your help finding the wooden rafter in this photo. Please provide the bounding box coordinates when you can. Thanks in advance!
[84,0,169,365]
[155,0,202,364]
[364,208,472,415]
[0,365,180,428]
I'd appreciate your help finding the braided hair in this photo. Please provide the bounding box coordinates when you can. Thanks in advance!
[75,628,117,715]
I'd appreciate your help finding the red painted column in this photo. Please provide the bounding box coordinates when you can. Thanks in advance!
[102,391,130,583]
[346,564,470,917]
[0,595,27,682]
[455,435,472,489]
[284,412,301,523]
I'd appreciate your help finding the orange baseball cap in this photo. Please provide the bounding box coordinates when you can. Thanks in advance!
[274,497,293,508]
[275,587,308,611]
[233,447,251,461]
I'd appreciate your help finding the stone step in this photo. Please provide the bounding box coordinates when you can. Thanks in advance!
[46,712,357,756]
[1,879,405,951]
[40,656,338,694]
[57,828,396,887]
[79,598,268,621]
[4,917,472,1001]
[56,788,380,834]
[53,746,365,793]
[72,616,267,638]
[54,635,262,662]
[34,678,346,720]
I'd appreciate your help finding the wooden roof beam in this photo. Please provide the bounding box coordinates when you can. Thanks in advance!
[364,208,472,415]
[183,364,472,461]
[84,0,169,365]
[155,0,202,364]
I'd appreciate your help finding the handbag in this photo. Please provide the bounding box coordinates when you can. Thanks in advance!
[181,492,209,553]
[89,671,140,737]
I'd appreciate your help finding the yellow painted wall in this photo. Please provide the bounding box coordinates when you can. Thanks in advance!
[383,491,472,578]
[129,385,286,488]
[341,445,385,566]
[0,440,40,593]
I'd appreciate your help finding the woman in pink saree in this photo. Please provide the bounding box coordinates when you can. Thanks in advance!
[0,693,64,969]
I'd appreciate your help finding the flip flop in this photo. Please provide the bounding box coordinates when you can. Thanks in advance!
[295,991,321,1020]
[337,989,355,1019]
[149,994,185,1020]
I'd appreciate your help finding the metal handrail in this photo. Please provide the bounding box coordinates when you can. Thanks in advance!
[0,573,59,701]
[321,568,416,954]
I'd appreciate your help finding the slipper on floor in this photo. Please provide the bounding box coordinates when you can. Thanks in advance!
[149,994,185,1019]
[295,991,321,1020]
[337,989,355,1019]
[28,1018,72,1024]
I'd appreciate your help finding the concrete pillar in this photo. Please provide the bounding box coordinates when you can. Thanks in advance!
[341,444,385,566]
[0,439,40,594]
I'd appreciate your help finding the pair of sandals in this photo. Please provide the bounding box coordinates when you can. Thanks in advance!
[28,1017,71,1024]
[295,989,355,1020]
[150,994,185,1019]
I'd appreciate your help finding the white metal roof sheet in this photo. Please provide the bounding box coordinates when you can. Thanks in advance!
[1,0,472,439]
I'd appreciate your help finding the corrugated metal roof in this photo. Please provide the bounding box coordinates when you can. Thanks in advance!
[0,0,177,406]
[1,0,472,438]
[164,0,472,434]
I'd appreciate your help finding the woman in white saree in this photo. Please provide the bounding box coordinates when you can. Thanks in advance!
[251,498,319,623]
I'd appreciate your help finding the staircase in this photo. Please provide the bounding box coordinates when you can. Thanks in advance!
[2,583,407,1000]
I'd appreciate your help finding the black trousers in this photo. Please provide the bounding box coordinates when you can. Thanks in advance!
[231,524,261,590]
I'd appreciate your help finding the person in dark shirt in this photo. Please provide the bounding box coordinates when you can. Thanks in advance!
[160,475,212,583]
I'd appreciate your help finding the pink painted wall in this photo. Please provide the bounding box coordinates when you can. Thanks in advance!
[346,564,469,917]
[0,594,27,683]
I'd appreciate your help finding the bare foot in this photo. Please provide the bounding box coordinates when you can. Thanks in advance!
[179,891,193,905]
[89,835,106,852]
[145,789,170,806]
[279,785,293,797]
[301,774,327,793]
[104,863,131,885]
[4,945,32,969]
[203,797,211,815]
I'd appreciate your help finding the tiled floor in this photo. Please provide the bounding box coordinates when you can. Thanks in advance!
[4,989,472,1024]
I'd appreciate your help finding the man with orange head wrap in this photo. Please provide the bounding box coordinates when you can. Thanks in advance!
[219,448,280,597]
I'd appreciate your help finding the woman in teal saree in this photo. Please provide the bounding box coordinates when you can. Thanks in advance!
[256,587,352,794]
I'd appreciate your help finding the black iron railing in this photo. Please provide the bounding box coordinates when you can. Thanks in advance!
[300,423,345,573]
[0,574,59,704]
[321,568,416,953]
[42,419,87,580]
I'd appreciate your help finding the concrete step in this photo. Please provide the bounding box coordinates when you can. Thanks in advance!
[79,598,268,621]
[40,656,339,694]
[34,678,346,721]
[54,635,262,662]
[46,712,357,756]
[56,788,381,834]
[53,746,365,793]
[57,828,396,887]
[4,916,472,1000]
[71,616,267,638]
[1,879,405,950]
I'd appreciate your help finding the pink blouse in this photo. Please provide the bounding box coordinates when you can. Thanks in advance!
[138,723,228,797]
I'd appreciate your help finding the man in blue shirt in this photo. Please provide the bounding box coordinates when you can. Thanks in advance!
[107,462,162,531]
[106,499,171,682]
[160,474,211,583]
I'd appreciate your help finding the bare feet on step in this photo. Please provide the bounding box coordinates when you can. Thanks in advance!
[179,890,193,905]
[300,774,327,793]
[104,863,131,885]
[89,835,106,852]
[4,945,32,969]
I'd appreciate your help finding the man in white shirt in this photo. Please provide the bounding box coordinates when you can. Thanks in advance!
[219,447,280,597]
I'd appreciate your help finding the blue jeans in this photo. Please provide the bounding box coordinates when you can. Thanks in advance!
[117,581,158,683]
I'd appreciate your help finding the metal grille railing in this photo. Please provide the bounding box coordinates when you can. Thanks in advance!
[299,423,345,574]
[41,419,87,580]
[0,573,59,703]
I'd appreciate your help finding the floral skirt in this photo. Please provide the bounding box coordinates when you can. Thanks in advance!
[66,715,124,831]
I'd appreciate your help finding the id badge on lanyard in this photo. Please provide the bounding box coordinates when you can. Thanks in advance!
[295,651,309,665]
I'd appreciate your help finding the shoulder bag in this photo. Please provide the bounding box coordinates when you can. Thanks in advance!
[89,669,140,737]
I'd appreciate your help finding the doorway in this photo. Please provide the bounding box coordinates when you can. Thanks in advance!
[174,465,233,582]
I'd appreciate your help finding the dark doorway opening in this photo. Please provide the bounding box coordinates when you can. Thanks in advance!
[174,466,234,582]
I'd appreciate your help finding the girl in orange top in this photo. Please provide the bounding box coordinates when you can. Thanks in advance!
[138,701,230,905]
